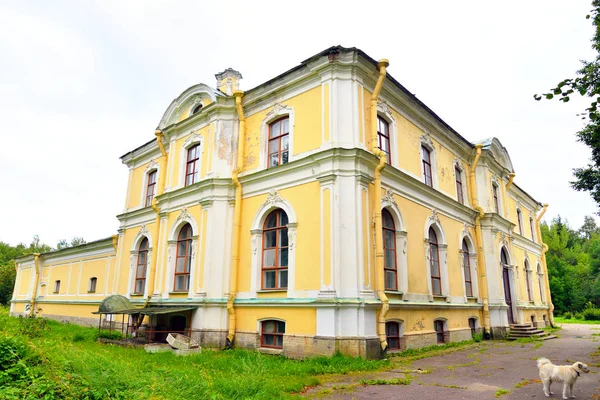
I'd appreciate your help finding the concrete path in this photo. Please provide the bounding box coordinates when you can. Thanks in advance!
[305,324,600,399]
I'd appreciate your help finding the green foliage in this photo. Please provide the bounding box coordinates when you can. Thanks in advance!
[472,332,483,342]
[17,316,48,338]
[563,311,573,319]
[0,307,389,399]
[56,237,87,250]
[97,330,125,340]
[0,262,16,306]
[535,1,600,208]
[582,307,600,320]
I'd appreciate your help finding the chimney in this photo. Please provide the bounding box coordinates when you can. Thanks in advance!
[215,68,243,96]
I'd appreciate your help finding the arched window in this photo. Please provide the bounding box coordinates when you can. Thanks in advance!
[383,209,397,290]
[422,146,433,187]
[429,228,441,295]
[88,277,97,293]
[537,264,544,302]
[501,248,509,268]
[462,239,473,297]
[385,321,401,350]
[145,170,157,207]
[268,117,289,168]
[517,209,523,235]
[530,217,536,241]
[135,238,149,294]
[185,145,200,186]
[434,319,446,343]
[191,103,203,115]
[261,320,285,349]
[524,260,532,302]
[174,224,192,291]
[492,184,500,213]
[377,116,391,164]
[262,209,288,289]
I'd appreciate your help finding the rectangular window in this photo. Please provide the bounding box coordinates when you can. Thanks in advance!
[430,244,441,296]
[268,117,290,168]
[145,171,157,207]
[386,322,401,350]
[434,320,445,343]
[53,280,60,294]
[492,185,499,213]
[261,320,285,349]
[517,210,523,235]
[422,146,433,187]
[463,251,473,297]
[530,218,535,241]
[185,145,200,186]
[377,116,391,165]
[455,167,464,204]
[88,277,97,293]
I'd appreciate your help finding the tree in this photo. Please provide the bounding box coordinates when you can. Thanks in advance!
[0,261,16,306]
[56,237,86,250]
[535,1,600,210]
[579,215,600,239]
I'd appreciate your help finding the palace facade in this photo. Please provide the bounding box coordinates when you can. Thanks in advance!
[11,46,553,359]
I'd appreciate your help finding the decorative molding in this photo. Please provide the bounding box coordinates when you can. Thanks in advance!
[265,103,290,121]
[377,100,394,122]
[491,174,499,186]
[430,209,441,225]
[144,160,158,173]
[182,132,203,149]
[264,189,284,207]
[139,224,149,236]
[382,189,397,207]
[176,207,190,224]
[420,133,434,149]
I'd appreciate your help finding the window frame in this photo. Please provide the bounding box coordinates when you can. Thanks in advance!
[385,321,401,350]
[468,318,477,336]
[174,224,192,292]
[268,116,290,168]
[429,228,442,296]
[134,237,149,295]
[261,209,289,290]
[434,320,446,343]
[88,277,97,293]
[524,260,533,302]
[185,144,200,187]
[382,209,398,291]
[492,184,500,213]
[462,240,473,297]
[537,264,544,303]
[455,166,464,204]
[53,280,60,294]
[530,217,536,241]
[422,145,433,187]
[260,320,285,349]
[377,116,391,165]
[145,170,157,208]
[517,209,523,235]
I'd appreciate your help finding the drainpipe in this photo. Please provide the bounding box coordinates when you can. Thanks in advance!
[506,173,516,190]
[370,59,390,351]
[467,144,491,338]
[28,253,41,317]
[535,204,554,325]
[227,90,246,347]
[142,130,168,311]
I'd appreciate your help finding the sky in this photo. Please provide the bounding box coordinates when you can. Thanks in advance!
[0,0,597,247]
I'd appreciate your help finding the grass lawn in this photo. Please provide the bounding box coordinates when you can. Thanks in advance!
[554,317,600,325]
[0,307,390,399]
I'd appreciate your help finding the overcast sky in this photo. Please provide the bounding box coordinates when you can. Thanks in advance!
[0,1,597,247]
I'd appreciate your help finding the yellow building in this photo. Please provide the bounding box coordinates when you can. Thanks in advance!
[11,46,553,359]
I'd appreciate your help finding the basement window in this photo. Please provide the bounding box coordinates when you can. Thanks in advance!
[261,320,285,349]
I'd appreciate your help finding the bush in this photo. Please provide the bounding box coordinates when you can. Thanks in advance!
[562,311,572,319]
[0,336,39,385]
[582,308,600,321]
[472,332,483,342]
[97,330,125,340]
[575,312,584,320]
[17,316,48,338]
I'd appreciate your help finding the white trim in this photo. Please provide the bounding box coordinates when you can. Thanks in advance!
[249,191,298,297]
[523,258,534,303]
[424,214,449,301]
[128,228,152,297]
[459,231,479,301]
[453,161,468,207]
[177,132,204,189]
[166,211,199,294]
[381,191,408,294]
[536,263,546,304]
[139,161,159,208]
[258,103,295,171]
[419,134,438,189]
[376,101,398,167]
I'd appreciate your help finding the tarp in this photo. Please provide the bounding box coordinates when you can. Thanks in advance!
[92,295,135,314]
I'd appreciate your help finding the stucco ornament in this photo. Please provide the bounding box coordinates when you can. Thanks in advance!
[145,160,158,173]
[264,189,284,207]
[176,207,190,224]
[139,224,149,236]
[266,103,289,121]
[382,189,397,206]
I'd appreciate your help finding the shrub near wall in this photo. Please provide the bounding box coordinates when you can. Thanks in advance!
[582,308,600,321]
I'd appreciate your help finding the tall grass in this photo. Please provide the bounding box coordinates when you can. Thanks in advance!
[0,307,388,399]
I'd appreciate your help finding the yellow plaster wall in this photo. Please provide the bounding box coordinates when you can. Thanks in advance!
[12,302,26,313]
[236,307,316,335]
[17,268,32,296]
[126,160,155,210]
[238,181,321,293]
[386,307,481,333]
[117,222,156,294]
[243,86,322,171]
[48,264,71,295]
[78,258,110,294]
[38,303,99,319]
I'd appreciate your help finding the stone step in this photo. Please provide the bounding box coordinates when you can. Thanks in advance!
[510,328,542,333]
[508,331,546,337]
[510,324,534,328]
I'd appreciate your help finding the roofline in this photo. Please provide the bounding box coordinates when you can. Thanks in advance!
[120,137,156,161]
[512,182,543,207]
[15,236,115,262]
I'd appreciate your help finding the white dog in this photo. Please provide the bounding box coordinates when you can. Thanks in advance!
[537,357,590,399]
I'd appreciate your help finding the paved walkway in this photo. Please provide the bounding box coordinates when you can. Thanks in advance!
[305,324,600,399]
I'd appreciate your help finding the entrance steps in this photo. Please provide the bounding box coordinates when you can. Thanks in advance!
[506,323,557,341]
